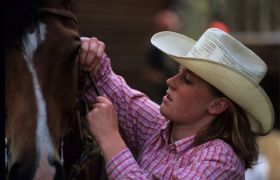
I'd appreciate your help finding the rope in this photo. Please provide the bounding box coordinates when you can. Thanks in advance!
[68,72,102,179]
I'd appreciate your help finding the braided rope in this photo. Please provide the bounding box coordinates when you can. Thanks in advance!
[69,96,101,179]
[69,72,102,179]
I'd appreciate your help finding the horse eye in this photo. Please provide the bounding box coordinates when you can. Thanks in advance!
[63,41,80,65]
[62,18,77,30]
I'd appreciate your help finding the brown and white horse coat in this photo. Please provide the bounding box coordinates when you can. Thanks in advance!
[5,0,81,179]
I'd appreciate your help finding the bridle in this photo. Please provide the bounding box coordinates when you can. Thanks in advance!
[68,72,102,179]
[40,7,104,180]
[40,7,102,179]
[39,7,78,25]
[41,7,103,179]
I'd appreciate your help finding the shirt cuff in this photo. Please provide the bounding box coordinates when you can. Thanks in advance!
[105,148,140,179]
[90,53,112,82]
[84,54,112,102]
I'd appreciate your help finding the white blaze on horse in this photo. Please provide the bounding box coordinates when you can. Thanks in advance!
[5,0,81,179]
[23,22,56,179]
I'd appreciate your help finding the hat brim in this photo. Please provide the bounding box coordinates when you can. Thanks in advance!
[151,31,274,134]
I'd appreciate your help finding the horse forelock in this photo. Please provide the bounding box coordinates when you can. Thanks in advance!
[5,0,40,49]
[22,23,47,61]
[5,0,74,49]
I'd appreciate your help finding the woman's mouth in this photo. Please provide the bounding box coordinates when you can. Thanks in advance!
[167,93,172,101]
[163,92,172,103]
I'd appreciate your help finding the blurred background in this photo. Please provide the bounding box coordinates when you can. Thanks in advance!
[71,0,279,179]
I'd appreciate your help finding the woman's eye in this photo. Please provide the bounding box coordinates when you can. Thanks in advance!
[184,74,192,84]
[184,78,192,84]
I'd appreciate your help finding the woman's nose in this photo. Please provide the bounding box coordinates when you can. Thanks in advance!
[166,74,178,90]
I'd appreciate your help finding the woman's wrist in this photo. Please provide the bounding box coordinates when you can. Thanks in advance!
[99,132,127,162]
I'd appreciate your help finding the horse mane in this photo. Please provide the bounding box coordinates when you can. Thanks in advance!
[5,0,40,49]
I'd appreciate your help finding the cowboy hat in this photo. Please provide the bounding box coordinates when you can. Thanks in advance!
[151,28,274,135]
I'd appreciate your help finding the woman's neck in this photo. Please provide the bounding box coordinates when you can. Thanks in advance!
[169,124,196,143]
[169,115,215,143]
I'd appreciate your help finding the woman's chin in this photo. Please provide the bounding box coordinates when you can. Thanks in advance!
[160,104,168,116]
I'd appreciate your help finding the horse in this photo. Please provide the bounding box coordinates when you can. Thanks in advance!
[4,0,100,179]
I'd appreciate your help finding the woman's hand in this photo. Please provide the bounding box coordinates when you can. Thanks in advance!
[87,95,127,162]
[78,37,105,72]
[86,95,119,144]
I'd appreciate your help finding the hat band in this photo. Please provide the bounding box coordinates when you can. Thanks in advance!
[186,30,265,84]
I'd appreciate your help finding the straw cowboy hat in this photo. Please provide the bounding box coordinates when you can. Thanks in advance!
[151,28,274,135]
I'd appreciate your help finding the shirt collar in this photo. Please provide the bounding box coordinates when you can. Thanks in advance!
[160,122,196,153]
[174,135,195,152]
[160,121,170,143]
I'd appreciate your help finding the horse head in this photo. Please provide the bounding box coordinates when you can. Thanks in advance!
[5,0,81,179]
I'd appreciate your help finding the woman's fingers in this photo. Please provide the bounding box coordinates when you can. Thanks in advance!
[89,41,105,72]
[79,39,90,69]
[79,37,105,72]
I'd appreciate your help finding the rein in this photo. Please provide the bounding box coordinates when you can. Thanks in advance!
[39,7,101,179]
[69,72,102,179]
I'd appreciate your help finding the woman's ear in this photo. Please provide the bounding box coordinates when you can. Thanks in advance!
[208,97,230,115]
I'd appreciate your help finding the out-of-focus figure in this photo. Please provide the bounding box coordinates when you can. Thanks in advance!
[209,21,230,33]
[144,8,181,103]
[153,9,181,32]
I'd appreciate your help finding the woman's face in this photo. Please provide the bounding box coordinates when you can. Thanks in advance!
[160,66,219,126]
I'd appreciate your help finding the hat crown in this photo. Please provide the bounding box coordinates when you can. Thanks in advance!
[186,28,267,83]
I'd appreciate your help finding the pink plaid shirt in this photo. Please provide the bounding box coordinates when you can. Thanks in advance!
[85,55,245,180]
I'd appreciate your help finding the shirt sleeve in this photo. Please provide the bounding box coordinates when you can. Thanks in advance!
[84,55,167,150]
[105,148,149,180]
[172,142,245,180]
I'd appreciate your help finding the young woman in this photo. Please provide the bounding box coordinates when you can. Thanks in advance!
[78,28,274,179]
